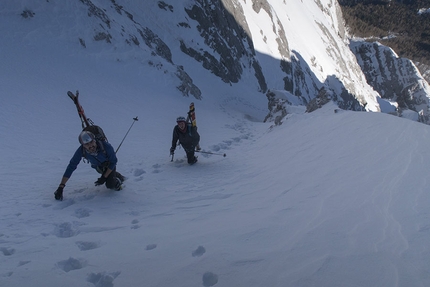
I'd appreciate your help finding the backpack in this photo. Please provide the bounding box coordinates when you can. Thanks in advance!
[83,125,108,142]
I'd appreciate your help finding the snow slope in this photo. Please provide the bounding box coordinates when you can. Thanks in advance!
[2,1,430,287]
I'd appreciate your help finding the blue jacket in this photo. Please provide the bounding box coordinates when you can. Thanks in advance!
[63,140,117,178]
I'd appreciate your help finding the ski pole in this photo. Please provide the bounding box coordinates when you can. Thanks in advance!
[195,150,226,157]
[116,116,138,154]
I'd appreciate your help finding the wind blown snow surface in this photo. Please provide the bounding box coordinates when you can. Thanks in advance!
[2,1,430,287]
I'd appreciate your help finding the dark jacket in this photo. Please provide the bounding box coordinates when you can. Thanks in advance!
[171,124,200,152]
[63,140,117,178]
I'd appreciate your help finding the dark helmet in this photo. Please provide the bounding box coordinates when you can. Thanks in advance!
[176,116,186,123]
[78,130,95,145]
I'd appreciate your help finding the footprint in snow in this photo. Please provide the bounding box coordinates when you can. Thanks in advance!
[133,168,146,181]
[74,208,92,218]
[76,241,101,251]
[192,246,206,257]
[87,271,121,287]
[56,257,87,272]
[152,164,163,173]
[54,222,80,238]
[133,168,146,177]
[202,272,219,286]
[17,260,31,267]
[0,247,15,256]
[131,219,140,229]
[145,244,157,250]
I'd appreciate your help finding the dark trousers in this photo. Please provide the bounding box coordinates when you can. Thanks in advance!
[96,165,120,190]
[182,145,196,163]
[105,168,119,189]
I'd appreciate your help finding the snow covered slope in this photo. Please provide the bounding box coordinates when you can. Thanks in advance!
[2,1,430,287]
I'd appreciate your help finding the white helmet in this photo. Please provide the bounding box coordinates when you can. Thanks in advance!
[78,131,95,145]
[176,116,186,123]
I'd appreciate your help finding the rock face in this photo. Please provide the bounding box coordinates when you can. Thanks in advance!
[182,0,262,87]
[350,40,430,123]
[18,0,430,124]
[181,0,373,119]
[264,90,289,126]
[305,88,333,113]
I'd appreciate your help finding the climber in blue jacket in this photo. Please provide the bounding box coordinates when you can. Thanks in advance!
[54,130,124,201]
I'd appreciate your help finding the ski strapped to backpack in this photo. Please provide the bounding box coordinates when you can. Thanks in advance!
[67,90,90,129]
[67,90,107,142]
[187,102,201,151]
[188,102,196,127]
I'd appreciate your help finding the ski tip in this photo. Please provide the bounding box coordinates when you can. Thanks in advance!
[67,91,77,99]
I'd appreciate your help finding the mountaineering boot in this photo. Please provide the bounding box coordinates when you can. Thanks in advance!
[116,172,125,183]
[188,156,198,165]
[186,150,198,165]
[114,177,122,191]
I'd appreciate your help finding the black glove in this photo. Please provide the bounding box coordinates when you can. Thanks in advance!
[54,185,64,201]
[95,176,107,186]
[170,147,175,155]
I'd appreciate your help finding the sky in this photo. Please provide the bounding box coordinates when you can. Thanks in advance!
[2,1,430,287]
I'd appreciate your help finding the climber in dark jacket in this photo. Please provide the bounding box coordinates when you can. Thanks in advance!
[170,116,200,164]
[54,130,124,201]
